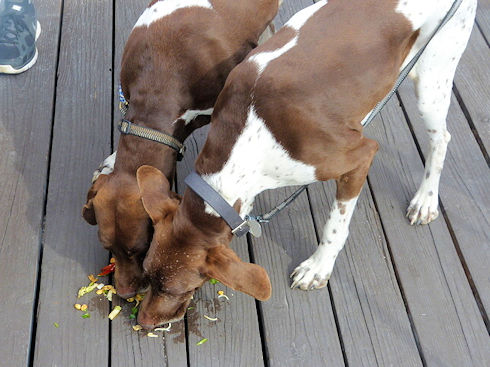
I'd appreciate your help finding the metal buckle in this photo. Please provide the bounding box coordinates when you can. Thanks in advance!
[176,144,186,161]
[231,220,250,237]
[119,119,132,134]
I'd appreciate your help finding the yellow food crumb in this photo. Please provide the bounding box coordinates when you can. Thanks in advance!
[88,274,98,283]
[110,257,116,264]
[74,304,81,310]
[132,325,143,331]
[108,305,122,320]
[217,290,224,296]
[80,304,88,311]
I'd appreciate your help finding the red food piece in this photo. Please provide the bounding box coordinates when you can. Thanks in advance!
[98,263,115,276]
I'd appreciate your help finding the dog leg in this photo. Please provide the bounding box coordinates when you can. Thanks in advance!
[291,138,378,290]
[92,151,117,183]
[406,0,476,225]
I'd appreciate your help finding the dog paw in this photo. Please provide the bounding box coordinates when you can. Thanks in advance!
[290,258,332,291]
[406,190,439,225]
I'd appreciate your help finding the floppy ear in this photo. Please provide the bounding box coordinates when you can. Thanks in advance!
[82,174,109,225]
[204,245,272,301]
[136,165,174,224]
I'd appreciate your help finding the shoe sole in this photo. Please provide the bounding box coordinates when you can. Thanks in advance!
[0,21,41,74]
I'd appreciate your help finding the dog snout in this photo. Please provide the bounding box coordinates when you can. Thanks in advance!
[137,309,160,330]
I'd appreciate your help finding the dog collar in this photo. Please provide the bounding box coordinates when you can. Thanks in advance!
[118,119,186,161]
[117,84,186,160]
[184,172,252,237]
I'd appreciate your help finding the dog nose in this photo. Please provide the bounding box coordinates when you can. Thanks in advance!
[137,310,157,330]
[117,287,137,299]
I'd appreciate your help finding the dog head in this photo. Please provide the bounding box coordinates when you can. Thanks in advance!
[82,171,159,298]
[135,165,271,329]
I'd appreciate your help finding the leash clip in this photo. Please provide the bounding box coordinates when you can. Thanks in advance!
[231,220,250,237]
[177,145,187,161]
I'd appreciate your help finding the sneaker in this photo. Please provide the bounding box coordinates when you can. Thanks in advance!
[0,1,41,74]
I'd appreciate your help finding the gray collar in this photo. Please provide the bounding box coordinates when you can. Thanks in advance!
[184,172,251,237]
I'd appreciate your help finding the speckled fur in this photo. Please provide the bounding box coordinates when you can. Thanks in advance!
[200,0,476,291]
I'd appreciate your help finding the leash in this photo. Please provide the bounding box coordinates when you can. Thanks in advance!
[117,85,186,161]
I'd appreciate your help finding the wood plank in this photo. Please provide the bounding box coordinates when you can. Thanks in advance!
[33,0,114,365]
[476,0,490,42]
[398,80,490,315]
[453,24,490,155]
[274,0,314,28]
[110,1,188,365]
[111,297,188,367]
[176,126,264,367]
[249,188,344,367]
[307,182,423,367]
[0,1,62,366]
[364,97,490,366]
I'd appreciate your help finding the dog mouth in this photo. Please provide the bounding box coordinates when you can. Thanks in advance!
[138,293,194,329]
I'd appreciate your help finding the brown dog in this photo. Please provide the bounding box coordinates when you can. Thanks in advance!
[81,0,281,298]
[135,0,476,328]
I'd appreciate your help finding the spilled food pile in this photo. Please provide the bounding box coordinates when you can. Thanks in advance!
[72,259,231,344]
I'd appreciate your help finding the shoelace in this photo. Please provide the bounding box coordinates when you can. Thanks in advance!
[0,13,24,44]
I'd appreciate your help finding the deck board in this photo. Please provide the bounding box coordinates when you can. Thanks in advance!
[0,0,488,366]
[32,0,114,366]
[365,97,490,366]
[453,25,490,156]
[398,80,490,316]
[0,1,62,366]
[307,182,423,367]
[476,0,490,42]
[250,188,345,367]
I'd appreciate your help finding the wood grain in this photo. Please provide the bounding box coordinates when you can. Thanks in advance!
[453,25,490,154]
[0,1,62,366]
[307,181,423,367]
[33,0,114,366]
[249,187,344,367]
[365,96,490,366]
[399,76,490,317]
[476,0,490,42]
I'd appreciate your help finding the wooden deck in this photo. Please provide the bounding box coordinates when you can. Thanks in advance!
[0,0,488,366]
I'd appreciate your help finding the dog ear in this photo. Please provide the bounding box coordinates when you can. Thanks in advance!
[204,245,272,301]
[136,165,174,224]
[82,174,109,225]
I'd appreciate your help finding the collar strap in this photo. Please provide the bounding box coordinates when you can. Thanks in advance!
[184,172,250,237]
[118,119,186,161]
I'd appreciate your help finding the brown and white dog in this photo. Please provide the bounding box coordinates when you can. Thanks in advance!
[134,0,477,328]
[81,0,281,298]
